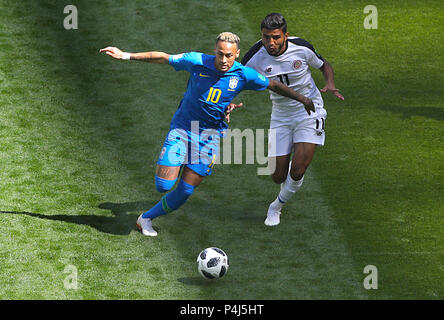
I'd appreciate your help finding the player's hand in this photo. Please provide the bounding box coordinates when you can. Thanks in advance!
[225,102,243,123]
[99,46,124,59]
[302,97,315,115]
[320,84,344,100]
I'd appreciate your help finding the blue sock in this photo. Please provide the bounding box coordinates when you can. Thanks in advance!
[142,180,195,220]
[155,175,177,193]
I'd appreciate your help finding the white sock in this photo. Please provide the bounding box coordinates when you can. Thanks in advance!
[270,175,304,210]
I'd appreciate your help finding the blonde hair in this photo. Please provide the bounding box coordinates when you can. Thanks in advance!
[216,32,240,47]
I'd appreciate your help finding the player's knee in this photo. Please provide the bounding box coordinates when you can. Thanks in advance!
[271,172,287,185]
[155,176,177,193]
[289,166,305,182]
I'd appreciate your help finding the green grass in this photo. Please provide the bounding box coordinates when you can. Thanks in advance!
[0,0,443,299]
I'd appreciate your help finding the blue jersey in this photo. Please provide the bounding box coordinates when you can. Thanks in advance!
[168,52,269,132]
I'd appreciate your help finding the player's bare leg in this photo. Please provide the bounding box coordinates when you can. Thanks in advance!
[265,143,316,226]
[181,166,205,187]
[154,165,182,192]
[156,165,181,179]
[289,142,316,181]
[270,154,291,184]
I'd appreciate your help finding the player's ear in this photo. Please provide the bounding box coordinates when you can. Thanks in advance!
[235,49,240,59]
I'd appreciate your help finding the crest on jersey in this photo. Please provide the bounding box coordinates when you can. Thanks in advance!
[229,76,239,89]
[293,60,302,69]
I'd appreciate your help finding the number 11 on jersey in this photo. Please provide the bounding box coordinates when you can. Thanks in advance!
[277,74,290,86]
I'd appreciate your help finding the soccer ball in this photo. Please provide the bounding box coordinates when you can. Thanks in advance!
[197,247,229,279]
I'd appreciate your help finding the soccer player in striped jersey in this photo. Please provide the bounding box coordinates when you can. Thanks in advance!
[241,13,344,226]
[100,32,314,236]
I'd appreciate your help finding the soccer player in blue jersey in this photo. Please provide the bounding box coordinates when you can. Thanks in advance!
[100,32,314,236]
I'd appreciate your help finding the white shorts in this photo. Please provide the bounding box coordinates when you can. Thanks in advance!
[268,109,327,157]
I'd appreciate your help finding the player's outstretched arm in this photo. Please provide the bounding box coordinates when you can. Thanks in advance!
[267,80,315,115]
[99,46,170,64]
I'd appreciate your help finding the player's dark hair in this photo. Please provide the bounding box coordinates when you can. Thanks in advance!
[261,13,287,33]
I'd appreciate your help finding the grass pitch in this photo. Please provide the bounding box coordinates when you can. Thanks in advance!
[0,0,443,299]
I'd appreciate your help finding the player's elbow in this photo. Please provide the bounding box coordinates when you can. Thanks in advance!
[320,59,331,72]
[160,52,170,64]
[267,80,288,97]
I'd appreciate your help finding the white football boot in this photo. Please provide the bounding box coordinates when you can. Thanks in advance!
[136,214,158,236]
[265,163,290,226]
[264,201,281,226]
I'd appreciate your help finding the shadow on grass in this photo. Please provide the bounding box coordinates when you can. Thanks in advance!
[0,201,154,235]
[378,105,444,121]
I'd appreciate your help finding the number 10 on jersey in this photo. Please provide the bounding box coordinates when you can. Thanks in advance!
[206,87,222,103]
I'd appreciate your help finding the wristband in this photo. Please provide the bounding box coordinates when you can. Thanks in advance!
[122,52,131,60]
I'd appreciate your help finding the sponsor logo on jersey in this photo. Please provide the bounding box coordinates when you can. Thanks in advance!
[258,74,267,82]
[293,60,302,69]
[229,76,239,89]
[265,66,272,73]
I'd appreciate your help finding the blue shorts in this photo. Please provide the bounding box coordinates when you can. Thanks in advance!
[157,128,220,176]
